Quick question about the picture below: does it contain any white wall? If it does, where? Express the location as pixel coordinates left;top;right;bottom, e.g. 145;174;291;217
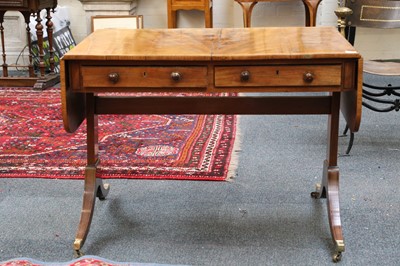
59;0;87;42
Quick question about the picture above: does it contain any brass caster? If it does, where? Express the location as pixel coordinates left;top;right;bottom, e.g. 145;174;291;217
73;249;84;258
73;238;84;258
311;183;321;198
332;252;342;263
310;191;320;199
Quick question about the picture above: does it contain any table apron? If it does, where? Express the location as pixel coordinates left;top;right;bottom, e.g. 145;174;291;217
94;95;333;115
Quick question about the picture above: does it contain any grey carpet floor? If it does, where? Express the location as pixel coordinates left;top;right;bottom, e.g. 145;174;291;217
1;74;399;265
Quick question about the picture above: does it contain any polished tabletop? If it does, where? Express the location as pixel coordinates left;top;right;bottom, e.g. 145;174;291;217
63;27;358;61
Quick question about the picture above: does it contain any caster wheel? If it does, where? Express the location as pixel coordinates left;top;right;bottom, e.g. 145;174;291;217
332;252;342;262
310;191;320;199
311;183;321;199
74;249;84;258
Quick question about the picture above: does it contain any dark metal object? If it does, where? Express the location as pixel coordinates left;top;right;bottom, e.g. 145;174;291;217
337;0;400;154
108;72;119;84
240;70;250;82
170;71;181;81
303;72;314;83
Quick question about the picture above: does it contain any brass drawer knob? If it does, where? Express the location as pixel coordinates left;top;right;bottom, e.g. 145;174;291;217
108;72;119;84
171;72;181;82
303;72;314;83
240;70;250;82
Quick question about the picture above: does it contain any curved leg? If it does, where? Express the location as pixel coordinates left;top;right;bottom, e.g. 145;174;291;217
311;92;345;262
236;2;258;28
73;93;110;257
311;161;345;262
73;162;110;257
341;125;349;136
339;125;354;155
301;0;322;26
345;131;354;155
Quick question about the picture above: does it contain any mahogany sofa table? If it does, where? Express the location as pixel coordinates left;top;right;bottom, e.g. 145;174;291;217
235;0;322;27
61;27;362;262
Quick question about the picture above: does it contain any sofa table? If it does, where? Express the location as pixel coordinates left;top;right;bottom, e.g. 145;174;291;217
235;0;322;27
61;27;362;262
0;0;60;89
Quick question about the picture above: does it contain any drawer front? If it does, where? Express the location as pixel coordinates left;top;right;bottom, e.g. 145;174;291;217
81;66;208;88
214;65;342;87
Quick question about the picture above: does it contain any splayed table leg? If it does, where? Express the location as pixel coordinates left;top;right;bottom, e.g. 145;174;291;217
311;92;345;262
73;93;110;257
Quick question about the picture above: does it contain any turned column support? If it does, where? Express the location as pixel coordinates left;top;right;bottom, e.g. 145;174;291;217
334;0;353;37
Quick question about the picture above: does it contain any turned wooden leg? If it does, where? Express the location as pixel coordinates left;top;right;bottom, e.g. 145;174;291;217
33;8;60;90
20;12;35;77
73;94;110;257
45;7;55;74
34;10;46;78
311;92;344;262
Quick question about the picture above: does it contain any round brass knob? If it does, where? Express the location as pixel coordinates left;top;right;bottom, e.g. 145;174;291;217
303;72;314;83
171;72;181;82
108;72;119;84
240;70;250;82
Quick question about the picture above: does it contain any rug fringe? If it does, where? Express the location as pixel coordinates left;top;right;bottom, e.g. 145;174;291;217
226;115;242;181
0;255;179;266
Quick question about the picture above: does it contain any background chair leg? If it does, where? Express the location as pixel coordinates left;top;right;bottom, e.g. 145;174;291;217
340;125;354;155
345;131;354;155
341;125;349;136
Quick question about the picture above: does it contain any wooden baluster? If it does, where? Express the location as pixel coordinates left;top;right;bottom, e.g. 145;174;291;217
35;10;45;78
22;11;35;77
0;11;8;77
46;7;55;74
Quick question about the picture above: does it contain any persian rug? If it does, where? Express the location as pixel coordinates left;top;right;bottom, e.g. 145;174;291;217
0;255;177;266
0;88;238;181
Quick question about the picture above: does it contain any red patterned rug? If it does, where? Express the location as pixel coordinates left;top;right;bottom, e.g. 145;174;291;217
0;255;168;266
0;88;237;181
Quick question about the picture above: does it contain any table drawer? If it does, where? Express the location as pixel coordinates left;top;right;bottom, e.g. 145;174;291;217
214;65;342;87
81;66;208;88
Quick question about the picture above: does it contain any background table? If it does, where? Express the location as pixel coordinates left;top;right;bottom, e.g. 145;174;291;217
61;27;362;262
0;0;59;89
235;0;322;27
